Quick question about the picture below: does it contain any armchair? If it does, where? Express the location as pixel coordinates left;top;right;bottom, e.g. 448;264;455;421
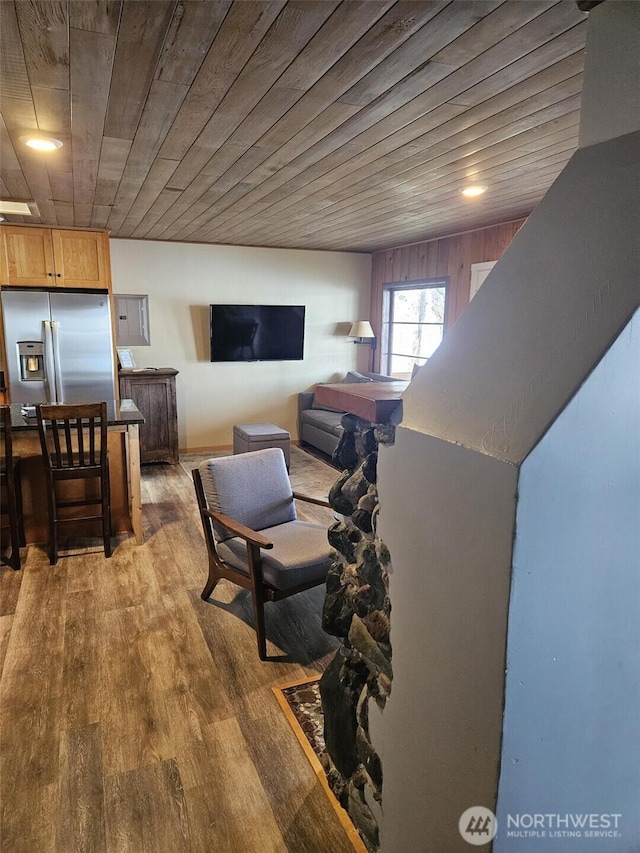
193;448;333;660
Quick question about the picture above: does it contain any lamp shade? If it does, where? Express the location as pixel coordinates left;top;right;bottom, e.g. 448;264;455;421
348;321;375;339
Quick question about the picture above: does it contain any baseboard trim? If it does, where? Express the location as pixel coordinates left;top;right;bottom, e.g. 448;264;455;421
181;440;302;454
180;444;231;454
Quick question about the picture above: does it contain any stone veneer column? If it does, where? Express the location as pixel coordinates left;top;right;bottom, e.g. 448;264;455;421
319;408;400;852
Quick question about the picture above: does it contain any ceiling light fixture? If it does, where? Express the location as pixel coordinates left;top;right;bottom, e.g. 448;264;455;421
461;184;488;198
20;134;63;151
0;200;37;216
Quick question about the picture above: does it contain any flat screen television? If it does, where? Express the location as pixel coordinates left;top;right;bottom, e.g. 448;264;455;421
210;304;305;362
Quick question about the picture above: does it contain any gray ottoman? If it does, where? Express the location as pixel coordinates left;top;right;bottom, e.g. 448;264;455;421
232;422;291;469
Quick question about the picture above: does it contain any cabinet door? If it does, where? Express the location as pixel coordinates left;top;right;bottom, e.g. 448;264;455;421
0;226;56;286
51;230;111;289
119;374;178;464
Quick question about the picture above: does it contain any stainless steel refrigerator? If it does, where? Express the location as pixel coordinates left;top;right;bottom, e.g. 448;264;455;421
1;288;116;404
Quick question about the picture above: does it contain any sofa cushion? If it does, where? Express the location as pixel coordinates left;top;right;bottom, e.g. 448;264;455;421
365;371;397;382
342;370;373;383
300;408;344;436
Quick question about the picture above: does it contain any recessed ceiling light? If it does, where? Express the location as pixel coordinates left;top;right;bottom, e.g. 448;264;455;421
0;200;36;215
461;184;488;197
20;134;63;151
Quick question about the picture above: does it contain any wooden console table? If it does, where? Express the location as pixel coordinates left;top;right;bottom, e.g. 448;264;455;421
314;380;408;423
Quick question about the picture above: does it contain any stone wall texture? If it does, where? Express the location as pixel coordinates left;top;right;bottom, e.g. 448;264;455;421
320;409;400;851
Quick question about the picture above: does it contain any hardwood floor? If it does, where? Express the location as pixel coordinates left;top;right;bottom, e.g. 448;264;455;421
0;459;352;852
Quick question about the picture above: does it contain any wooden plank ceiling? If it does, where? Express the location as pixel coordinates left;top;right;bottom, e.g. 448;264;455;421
0;0;588;252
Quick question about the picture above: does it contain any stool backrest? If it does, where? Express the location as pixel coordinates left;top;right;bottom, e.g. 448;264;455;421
36;402;108;472
1;404;25;570
1;405;12;469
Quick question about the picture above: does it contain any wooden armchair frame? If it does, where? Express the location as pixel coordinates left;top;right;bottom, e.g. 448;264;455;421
193;467;330;660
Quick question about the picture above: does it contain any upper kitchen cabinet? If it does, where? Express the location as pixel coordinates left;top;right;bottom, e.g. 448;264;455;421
0;227;54;286
0;226;111;289
51;230;111;289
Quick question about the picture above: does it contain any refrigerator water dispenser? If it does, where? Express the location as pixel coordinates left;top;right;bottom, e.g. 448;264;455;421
18;341;45;381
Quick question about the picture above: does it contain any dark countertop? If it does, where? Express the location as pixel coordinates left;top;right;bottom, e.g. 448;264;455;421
118;367;179;376
8;399;145;431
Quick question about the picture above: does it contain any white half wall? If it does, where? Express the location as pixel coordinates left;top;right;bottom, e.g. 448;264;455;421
373;428;518;851
578;0;640;147
109;239;371;449
495;310;640;852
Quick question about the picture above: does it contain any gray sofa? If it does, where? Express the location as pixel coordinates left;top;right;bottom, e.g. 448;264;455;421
298;370;397;459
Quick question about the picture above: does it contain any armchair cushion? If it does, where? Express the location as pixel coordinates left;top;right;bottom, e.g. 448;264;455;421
217;520;333;590
199;448;296;542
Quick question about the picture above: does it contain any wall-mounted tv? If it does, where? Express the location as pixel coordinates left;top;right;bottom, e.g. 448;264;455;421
210;304;305;362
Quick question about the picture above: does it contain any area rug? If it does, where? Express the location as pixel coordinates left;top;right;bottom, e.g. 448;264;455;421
273;677;368;853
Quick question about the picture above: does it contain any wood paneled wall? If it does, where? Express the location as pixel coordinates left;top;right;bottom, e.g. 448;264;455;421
369;218;527;370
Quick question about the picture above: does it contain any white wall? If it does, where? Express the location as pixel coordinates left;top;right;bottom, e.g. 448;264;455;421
495;310;640;852
109;239;371;449
579;0;640;147
494;313;640;853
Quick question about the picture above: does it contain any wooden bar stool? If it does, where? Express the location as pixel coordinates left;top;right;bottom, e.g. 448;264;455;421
36;402;112;565
1;405;25;571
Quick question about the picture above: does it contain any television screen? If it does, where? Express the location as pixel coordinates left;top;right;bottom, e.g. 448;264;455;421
210;304;305;362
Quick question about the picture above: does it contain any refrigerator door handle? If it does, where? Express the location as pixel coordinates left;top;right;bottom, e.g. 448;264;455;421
43;321;57;403
51;321;63;403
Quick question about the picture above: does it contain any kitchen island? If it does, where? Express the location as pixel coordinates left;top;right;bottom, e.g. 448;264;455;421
8;399;144;547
